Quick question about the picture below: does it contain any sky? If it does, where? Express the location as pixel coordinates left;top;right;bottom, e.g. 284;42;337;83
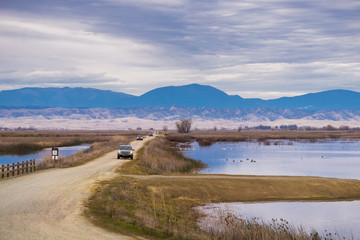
0;0;359;99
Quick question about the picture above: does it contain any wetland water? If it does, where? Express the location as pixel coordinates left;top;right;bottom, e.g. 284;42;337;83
182;139;360;238
182;139;360;179
0;144;91;165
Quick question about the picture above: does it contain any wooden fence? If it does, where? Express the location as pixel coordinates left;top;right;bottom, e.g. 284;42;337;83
1;159;36;179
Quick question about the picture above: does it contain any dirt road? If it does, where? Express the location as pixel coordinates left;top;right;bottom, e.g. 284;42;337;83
0;137;152;240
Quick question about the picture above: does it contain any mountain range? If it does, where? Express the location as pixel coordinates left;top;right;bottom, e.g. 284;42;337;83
1;84;360;111
1;84;360;129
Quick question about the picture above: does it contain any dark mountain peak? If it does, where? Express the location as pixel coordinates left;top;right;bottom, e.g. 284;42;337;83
266;89;360;110
142;83;229;96
137;84;243;108
274;89;357;100
306;89;359;97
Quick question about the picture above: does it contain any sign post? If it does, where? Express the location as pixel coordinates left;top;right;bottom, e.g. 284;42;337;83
52;147;59;167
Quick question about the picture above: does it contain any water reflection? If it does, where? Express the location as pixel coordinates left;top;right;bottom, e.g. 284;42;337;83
0;144;92;165
182;140;360;179
199;201;360;239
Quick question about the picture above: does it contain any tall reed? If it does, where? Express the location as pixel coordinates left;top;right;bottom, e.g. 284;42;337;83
199;209;316;240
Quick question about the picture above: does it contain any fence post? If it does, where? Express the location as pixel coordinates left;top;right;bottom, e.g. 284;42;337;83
33;159;36;172
11;163;15;176
1;165;4;179
16;162;20;175
6;164;10;178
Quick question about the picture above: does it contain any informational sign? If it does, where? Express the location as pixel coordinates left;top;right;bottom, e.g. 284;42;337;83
52;149;58;156
52;147;59;160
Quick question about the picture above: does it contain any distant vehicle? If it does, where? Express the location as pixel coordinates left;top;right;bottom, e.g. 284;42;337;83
117;145;134;159
137;135;143;140
149;132;153;136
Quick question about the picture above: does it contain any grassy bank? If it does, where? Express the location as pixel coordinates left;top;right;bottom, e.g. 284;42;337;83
85;176;204;239
119;137;205;175
0;143;44;155
86;135;360;239
128;176;360;202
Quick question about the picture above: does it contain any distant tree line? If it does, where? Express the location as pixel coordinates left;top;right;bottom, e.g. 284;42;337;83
232;124;359;131
0;126;37;131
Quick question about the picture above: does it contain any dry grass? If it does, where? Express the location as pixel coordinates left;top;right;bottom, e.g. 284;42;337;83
0;143;44;155
119;136;205;175
137;176;360;203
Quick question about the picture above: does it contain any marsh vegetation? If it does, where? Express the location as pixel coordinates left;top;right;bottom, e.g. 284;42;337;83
167;130;360;147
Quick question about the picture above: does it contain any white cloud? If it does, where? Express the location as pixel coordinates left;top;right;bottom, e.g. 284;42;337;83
0;11;188;94
101;0;187;11
0;0;359;98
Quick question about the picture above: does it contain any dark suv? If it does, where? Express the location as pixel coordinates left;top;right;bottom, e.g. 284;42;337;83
117;145;134;159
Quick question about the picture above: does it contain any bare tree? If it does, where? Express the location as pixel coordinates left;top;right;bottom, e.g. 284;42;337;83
325;125;336;131
163;125;168;132
175;119;192;133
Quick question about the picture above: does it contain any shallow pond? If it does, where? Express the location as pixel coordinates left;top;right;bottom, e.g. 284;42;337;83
198;201;360;239
0;144;92;165
182;139;360;179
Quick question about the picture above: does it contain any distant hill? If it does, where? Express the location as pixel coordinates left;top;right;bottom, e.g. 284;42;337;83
263;90;360;110
0;87;135;108
0;84;360;110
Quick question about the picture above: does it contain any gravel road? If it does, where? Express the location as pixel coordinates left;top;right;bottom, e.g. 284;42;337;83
0;137;151;240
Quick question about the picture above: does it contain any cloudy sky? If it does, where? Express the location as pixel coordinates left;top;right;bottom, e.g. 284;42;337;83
0;0;359;99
